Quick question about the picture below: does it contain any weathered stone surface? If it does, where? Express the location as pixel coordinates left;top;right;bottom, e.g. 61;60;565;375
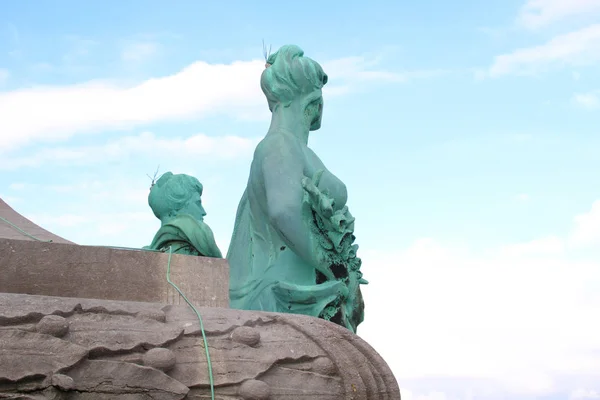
137;309;167;322
36;315;69;337
65;312;183;355
165;305;277;336
0;238;229;308
167;319;326;388
0;394;49;400
0;330;88;382
0;294;81;325
239;379;270;400
66;360;189;400
51;374;75;390
231;326;261;347
260;362;342;399
283;316;400;400
312;356;336;375
0;292;400;399
142;347;177;371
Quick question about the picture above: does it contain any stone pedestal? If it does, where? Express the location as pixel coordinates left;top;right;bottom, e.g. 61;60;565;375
0;292;400;399
0;238;229;308
0;197;400;399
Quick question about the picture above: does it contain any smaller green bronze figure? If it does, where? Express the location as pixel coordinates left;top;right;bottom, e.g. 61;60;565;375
144;172;222;258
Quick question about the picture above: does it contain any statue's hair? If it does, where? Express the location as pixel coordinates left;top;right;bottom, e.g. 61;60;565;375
148;172;203;220
261;45;328;110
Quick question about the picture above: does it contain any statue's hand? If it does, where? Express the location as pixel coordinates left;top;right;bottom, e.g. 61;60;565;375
302;173;334;220
301;176;319;201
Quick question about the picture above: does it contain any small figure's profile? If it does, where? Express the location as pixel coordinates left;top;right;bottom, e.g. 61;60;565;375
144;172;222;258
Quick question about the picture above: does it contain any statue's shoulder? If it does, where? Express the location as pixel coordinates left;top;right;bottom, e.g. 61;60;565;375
254;133;304;160
255;134;285;151
251;134;307;183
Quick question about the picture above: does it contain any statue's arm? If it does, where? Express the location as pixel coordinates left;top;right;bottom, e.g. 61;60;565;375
260;142;335;281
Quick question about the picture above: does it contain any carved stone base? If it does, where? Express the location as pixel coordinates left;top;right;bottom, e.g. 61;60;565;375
0;292;400;399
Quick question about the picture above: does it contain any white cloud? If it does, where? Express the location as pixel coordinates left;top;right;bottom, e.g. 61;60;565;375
489;24;600;77
323;57;446;83
359;239;600;397
569;200;600;248
0;53;417;153
0;60;265;152
518;0;600;29
323;56;447;96
121;41;159;62
358;199;600;397
571;389;600;399
499;200;600;253
500;235;564;256
573;91;600;109
0;131;259;170
401;389;452;400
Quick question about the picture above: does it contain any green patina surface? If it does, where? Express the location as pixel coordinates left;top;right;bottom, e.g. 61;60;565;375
144;172;222;258
227;45;366;332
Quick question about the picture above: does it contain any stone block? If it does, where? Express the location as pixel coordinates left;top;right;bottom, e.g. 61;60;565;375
0;238;229;308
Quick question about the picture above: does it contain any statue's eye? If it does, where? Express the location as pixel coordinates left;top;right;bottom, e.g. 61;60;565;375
322;74;328;85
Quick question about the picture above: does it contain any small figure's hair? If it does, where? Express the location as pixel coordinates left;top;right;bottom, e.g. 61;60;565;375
260;45;328;110
148;172;203;220
262;39;272;62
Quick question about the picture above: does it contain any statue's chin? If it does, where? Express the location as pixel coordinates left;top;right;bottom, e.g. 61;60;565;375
310;118;322;131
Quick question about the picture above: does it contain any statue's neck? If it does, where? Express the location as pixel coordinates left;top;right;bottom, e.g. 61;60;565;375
267;103;309;145
160;213;201;227
160;215;176;226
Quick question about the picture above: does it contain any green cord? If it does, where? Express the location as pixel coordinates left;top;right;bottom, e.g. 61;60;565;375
0;216;215;399
0;216;53;242
165;246;215;400
97;245;163;252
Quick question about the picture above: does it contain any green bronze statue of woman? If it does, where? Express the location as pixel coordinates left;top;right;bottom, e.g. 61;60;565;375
228;45;366;332
145;172;222;258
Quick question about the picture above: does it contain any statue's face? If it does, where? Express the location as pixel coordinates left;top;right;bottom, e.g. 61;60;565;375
179;192;207;222
309;96;324;131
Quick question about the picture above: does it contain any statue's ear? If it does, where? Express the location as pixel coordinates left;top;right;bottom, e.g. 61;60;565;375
167;210;178;219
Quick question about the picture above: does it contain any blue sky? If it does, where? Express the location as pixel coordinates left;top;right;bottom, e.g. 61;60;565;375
1;0;600;399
